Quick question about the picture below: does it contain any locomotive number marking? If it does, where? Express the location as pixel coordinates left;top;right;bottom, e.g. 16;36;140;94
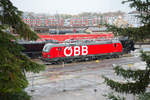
64;46;88;56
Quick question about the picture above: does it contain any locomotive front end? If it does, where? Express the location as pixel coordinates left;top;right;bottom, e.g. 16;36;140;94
42;43;52;61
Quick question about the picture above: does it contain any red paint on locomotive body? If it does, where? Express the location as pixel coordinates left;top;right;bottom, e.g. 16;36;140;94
42;39;123;62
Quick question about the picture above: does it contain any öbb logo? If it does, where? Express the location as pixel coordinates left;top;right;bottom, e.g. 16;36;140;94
64;46;88;56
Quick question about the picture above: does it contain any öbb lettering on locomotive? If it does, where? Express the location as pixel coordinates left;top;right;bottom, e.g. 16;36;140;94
64;46;88;56
42;39;123;63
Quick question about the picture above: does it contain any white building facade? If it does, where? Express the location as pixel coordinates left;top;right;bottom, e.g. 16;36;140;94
124;11;143;27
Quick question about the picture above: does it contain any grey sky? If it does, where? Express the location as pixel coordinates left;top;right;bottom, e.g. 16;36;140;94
10;0;134;14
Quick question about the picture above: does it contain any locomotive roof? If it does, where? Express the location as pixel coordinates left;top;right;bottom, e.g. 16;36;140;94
44;39;120;48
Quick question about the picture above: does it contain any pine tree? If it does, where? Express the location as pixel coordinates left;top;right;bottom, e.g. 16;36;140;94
0;0;45;100
103;0;150;99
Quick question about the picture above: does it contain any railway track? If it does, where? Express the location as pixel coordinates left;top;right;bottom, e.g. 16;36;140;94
28;56;141;84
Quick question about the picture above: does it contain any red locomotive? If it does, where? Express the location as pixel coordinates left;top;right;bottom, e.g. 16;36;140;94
42;39;123;63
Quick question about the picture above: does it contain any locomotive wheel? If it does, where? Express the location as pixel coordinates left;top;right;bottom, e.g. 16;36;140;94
85;57;90;61
51;61;62;65
115;55;119;58
67;59;74;63
50;62;56;65
113;54;119;58
88;56;93;61
66;60;73;63
73;58;80;62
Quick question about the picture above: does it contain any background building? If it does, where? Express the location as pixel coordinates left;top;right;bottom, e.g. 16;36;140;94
124;11;143;27
22;11;142;33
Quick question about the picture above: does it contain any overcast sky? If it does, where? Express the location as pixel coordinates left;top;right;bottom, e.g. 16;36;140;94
10;0;134;14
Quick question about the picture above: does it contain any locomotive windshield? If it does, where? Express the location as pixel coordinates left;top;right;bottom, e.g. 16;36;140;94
43;45;50;52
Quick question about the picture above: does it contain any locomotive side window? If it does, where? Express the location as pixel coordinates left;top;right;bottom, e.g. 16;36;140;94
58;48;61;51
114;43;117;47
